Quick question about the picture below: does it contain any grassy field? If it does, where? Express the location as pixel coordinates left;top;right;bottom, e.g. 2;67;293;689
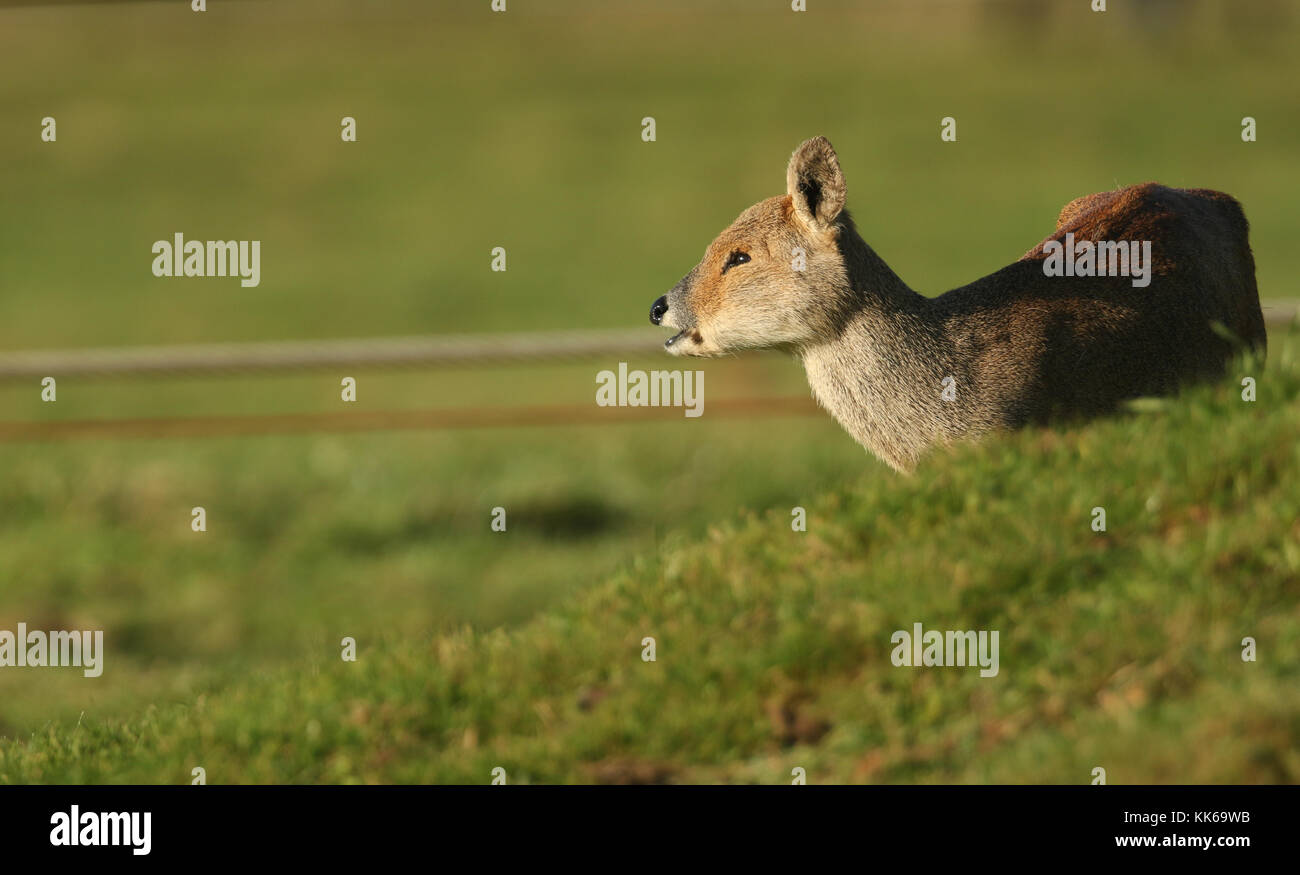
4;331;1297;783
1;0;1297;782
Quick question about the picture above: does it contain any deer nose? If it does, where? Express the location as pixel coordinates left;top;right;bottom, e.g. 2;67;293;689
650;295;669;325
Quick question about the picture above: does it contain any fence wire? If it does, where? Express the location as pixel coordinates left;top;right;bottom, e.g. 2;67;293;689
0;398;822;443
0;328;663;381
1;307;1295;442
3;303;1295;382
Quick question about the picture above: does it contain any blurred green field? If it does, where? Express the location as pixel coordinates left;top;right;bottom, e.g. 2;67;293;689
1;0;1298;781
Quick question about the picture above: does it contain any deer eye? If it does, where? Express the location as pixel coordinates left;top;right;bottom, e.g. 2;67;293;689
722;250;751;274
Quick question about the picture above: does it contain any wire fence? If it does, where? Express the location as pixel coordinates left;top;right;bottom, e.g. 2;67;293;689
0;397;822;443
1261;299;1296;326
0;327;815;442
3;301;1295;382
0;328;663;381
2;303;1295;443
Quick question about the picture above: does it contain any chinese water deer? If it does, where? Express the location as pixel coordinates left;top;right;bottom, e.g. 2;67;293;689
650;136;1265;472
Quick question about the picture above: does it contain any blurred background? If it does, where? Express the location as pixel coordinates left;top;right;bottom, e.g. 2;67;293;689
0;0;1296;774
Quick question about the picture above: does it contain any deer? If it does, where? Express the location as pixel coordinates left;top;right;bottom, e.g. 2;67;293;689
649;136;1266;472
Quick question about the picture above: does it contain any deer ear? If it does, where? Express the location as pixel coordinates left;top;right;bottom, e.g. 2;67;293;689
786;136;846;231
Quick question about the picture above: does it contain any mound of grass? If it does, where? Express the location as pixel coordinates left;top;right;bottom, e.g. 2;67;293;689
5;331;1296;784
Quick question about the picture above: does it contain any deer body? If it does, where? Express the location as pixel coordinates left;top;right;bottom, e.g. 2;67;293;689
651;137;1265;471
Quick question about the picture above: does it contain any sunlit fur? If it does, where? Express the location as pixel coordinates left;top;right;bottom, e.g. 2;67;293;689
656;136;1266;472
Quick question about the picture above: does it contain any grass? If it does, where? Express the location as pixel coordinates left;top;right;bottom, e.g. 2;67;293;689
0;0;1297;782
3;330;1297;783
0;368;866;734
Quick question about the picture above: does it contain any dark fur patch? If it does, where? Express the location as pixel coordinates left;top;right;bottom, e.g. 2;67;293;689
798;178;822;218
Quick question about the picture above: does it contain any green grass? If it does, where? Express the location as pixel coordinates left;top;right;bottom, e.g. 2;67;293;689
0;365;865;734
1;0;1298;782
3;330;1298;783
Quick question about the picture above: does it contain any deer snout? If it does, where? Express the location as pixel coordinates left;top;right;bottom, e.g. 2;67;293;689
649;295;669;325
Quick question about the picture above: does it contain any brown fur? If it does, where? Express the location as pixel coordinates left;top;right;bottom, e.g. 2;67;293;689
654;136;1265;471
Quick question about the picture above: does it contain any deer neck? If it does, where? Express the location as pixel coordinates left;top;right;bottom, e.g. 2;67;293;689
797;226;950;471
